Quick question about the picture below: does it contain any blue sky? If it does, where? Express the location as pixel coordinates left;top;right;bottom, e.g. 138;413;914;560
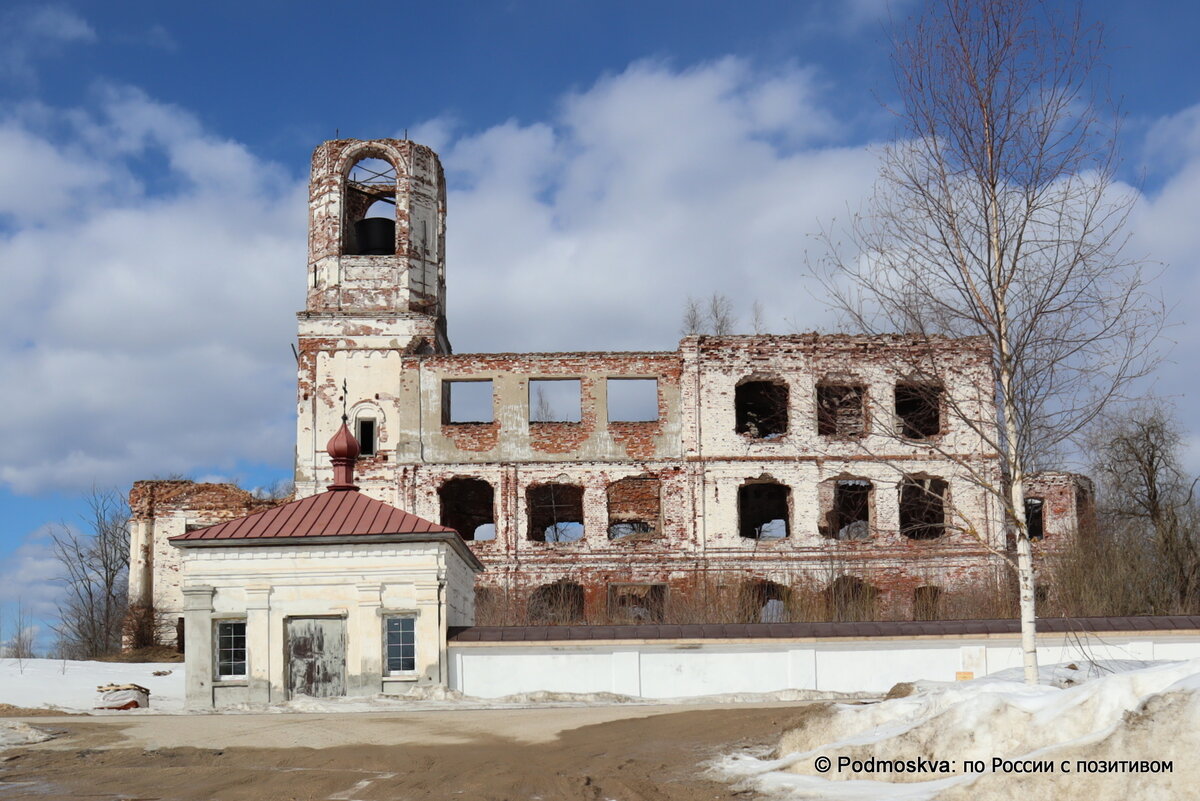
2;1;1199;650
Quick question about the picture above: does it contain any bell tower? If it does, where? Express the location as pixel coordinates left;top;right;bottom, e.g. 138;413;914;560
300;138;450;352
295;139;450;498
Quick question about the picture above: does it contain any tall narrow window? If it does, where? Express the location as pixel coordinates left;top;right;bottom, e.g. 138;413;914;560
1025;498;1045;541
215;620;246;680
899;477;948;540
384;616;416;673
356;418;377;456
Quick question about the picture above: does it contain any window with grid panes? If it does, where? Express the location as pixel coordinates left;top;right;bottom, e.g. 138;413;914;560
384;617;416;673
215;620;246;679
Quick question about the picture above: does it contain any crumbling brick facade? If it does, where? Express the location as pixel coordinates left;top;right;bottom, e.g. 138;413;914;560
129;139;1094;633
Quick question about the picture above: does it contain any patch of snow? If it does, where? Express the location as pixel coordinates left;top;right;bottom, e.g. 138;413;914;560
0;720;55;749
0;657;184;714
716;659;1200;800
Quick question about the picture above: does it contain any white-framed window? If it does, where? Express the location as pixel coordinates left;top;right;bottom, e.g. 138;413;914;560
384;616;416;674
215;620;247;680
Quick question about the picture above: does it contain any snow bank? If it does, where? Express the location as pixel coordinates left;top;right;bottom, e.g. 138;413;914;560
0;658;184;714
718;659;1200;800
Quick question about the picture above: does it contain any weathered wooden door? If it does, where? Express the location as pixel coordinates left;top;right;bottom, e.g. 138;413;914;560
285;617;346;699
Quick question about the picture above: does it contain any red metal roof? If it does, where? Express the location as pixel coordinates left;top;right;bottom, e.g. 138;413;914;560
170;489;457;542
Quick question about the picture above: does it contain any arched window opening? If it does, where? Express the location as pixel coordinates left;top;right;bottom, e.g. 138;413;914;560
528;581;585;624
738;481;790;539
608;583;667;622
743;580;790;622
344;156;397;256
826;576;878;622
439;478;496;541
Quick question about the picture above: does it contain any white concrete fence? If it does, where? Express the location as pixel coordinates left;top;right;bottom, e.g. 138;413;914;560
448;626;1200;698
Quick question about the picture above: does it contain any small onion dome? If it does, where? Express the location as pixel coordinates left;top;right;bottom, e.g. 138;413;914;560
326;422;360;491
327;422;360;460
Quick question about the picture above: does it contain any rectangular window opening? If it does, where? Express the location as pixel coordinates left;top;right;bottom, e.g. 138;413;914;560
895;383;942;439
820;480;872;540
738;482;790;539
384;616;416;674
529;379;582;423
527;483;585;542
443;380;494;424
817;385;866;437
1025;498;1045;541
900;477;947;540
607;378;659;422
215;620;247;680
356;418;377;455
607;476;662;539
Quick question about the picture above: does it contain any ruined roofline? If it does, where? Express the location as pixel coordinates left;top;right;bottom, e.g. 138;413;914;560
356;333;992;361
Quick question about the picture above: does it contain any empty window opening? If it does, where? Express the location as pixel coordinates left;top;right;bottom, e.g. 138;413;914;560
1025;498;1045;541
819;479;872;540
744;580;790;623
443;380;494;424
345;157;397;256
900;477;948;540
913;586;942;620
895;383;942;438
214;620;246;679
439;477;496;541
528;581;585;624
735;379;789;439
356;418;377;456
529;379;582;423
608;583;667;623
738;481;790;539
527;483;585;542
817;385;866;437
826;576;878;622
607;476;661;539
607;378;659;422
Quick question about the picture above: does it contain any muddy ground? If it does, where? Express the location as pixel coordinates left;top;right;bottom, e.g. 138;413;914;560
0;702;827;801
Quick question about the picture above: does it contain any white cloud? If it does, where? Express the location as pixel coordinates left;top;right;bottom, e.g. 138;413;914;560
0;5;96;83
0;524;63;621
438;58;877;355
0;86;305;493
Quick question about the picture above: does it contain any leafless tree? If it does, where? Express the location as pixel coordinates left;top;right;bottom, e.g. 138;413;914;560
1088;403;1199;609
531;386;556;423
52;488;131;658
4;598;35;667
680;292;741;336
681;296;706;336
818;0;1162;682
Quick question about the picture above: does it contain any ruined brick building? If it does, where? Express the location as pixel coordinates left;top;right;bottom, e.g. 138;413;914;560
127;138;1093;636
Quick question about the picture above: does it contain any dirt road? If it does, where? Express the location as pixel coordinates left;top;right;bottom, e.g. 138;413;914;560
0;702;825;801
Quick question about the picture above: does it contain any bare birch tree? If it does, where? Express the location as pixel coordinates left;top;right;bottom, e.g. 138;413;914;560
52;488;131;658
819;0;1162;683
